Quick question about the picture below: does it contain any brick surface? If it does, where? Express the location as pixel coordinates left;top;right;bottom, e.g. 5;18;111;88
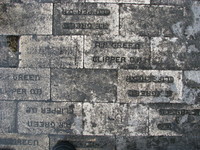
84;35;150;69
120;5;184;36
53;3;119;35
18;101;82;134
0;3;52;35
51;69;117;102
118;70;183;103
0;133;49;150
0;68;50;100
86;0;150;4
19;35;83;68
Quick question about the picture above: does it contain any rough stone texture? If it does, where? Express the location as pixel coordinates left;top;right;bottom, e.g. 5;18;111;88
0;133;49;150
18;101;82;134
50;135;115;150
51;69;117;102
116;136;200;150
0;101;16;133
19;36;83;68
86;0;150;4
0;3;52;35
0;36;19;68
0;68;50;100
151;37;187;70
183;71;200;104
120;5;184;37
117;104;148;136
149;103;200;136
118;70;183;103
84;35;150;69
83;103;126;135
53;3;119;35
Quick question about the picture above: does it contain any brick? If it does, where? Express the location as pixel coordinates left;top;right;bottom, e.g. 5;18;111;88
18;101;82;134
86;0;150;4
120;5;184;36
0;36;19;67
0;133;49;150
0;101;16;133
0;68;50;100
51;69;117;102
149;103;200;136
151;37;186;70
84;35;150;69
118;70;183;103
83;103;126;135
19;36;83;68
116;136;200;150
50;135;115;150
117;104;148;136
53;3;119;35
0;3;52;35
183;71;200;104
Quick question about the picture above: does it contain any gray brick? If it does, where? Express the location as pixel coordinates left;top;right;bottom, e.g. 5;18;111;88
0;68;50;100
51;69;117;102
0;3;52;35
86;0;150;4
183;71;200;104
53;3;119;35
19;35;83;68
151;37;186;70
84;35;150;69
120;5;184;36
0;101;16;133
149;103;200;136
50;135;115;150
0;133;49;150
118;70;183;103
18;101;82;134
0;36;19;67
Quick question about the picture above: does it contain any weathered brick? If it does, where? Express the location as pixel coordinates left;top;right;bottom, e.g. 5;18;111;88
51;69;117;102
50;135;115;150
0;3;52;35
183;71;200;104
53;3;119;35
86;0;150;4
118;70;183;103
84;35;150;69
19;35;83;68
18;101;82;134
149;103;200;136
0;133;49;150
0;68;50;100
0;36;19;67
120;5;184;36
0;101;16;133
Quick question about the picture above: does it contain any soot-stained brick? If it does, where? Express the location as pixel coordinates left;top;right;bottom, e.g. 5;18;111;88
0;36;19;68
183;71;200;104
51;69;117;102
120;5;184;37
